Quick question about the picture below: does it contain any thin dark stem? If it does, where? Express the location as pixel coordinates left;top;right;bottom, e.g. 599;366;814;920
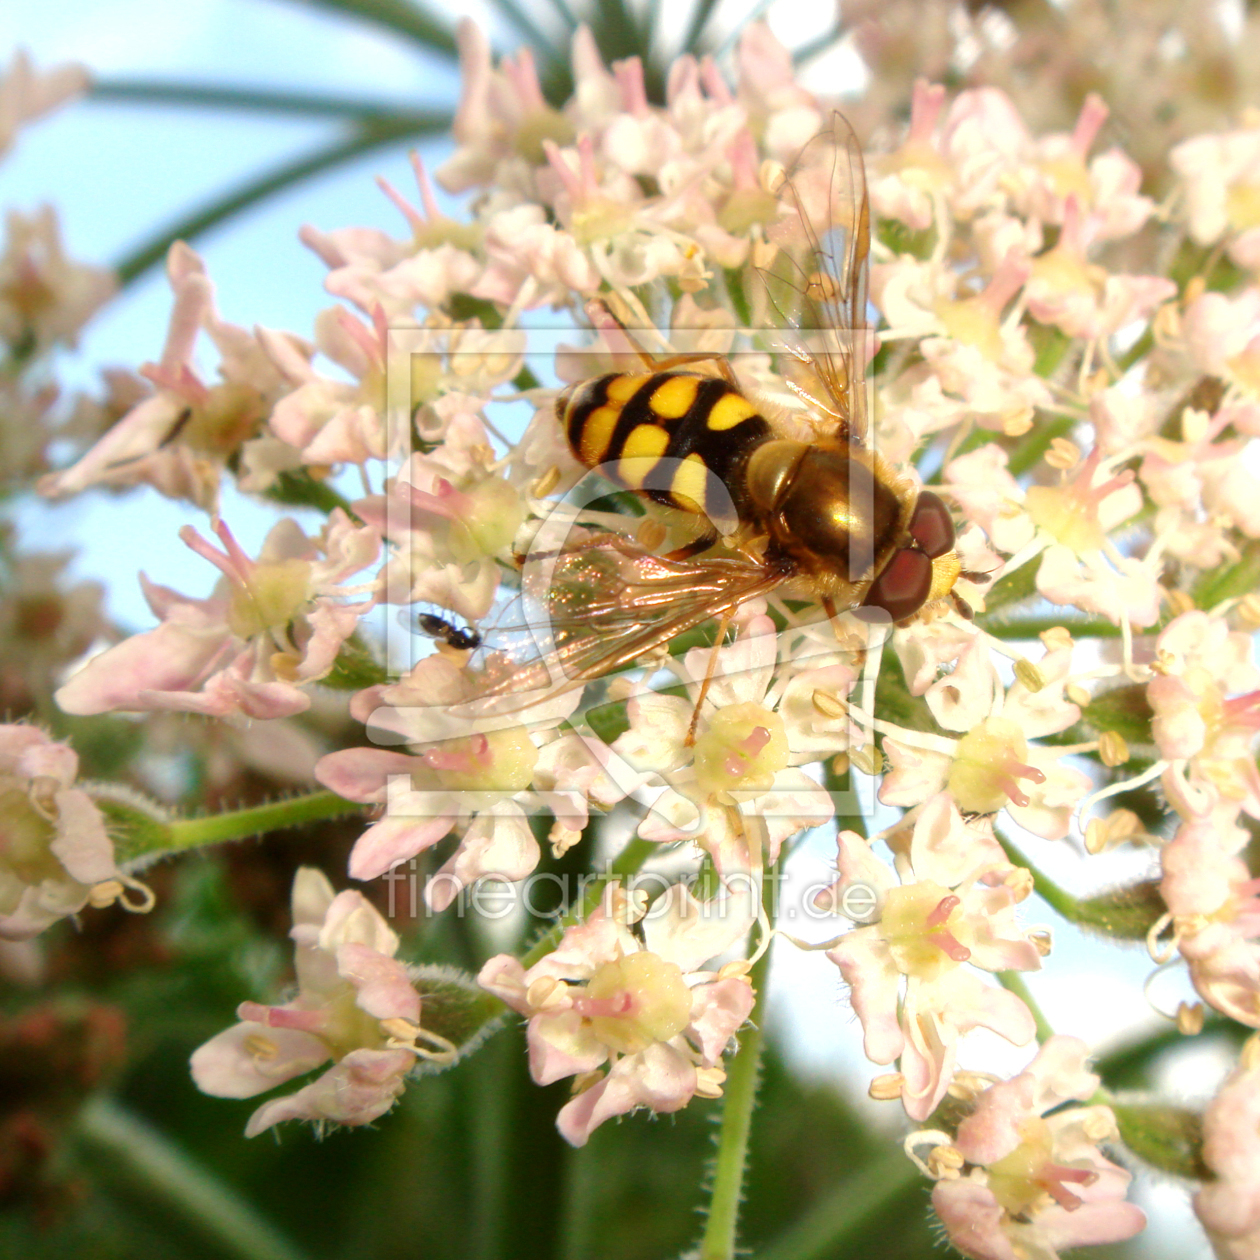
279;0;457;55
91;78;445;123
113;113;450;287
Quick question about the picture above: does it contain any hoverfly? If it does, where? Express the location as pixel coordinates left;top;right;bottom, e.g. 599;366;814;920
484;113;966;703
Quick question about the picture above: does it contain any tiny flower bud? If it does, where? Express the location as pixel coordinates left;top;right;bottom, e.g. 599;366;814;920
1004;867;1035;903
1166;588;1196;617
1236;593;1260;631
1012;658;1046;692
695;1065;727;1099
527;976;564;1010
1029;929;1054;957
830;753;850;775
1176;1002;1205;1035
1045;438;1081;470
1099;730;1131;767
869;1072;905;1101
850;744;883;775
717;959;754;981
1040;625;1074;652
549;823;582;859
812;687;847;718
928;1143;965;1179
1066;682;1092;707
530;465;561;498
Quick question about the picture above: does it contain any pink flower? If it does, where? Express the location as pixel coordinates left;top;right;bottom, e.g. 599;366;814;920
820;795;1040;1120
1196;1036;1260;1258
609;614;839;873
928;1037;1145;1259
478;881;756;1145
191;868;428;1135
0;724;126;940
0;206;114;355
55;511;379;720
1173;125;1260;269
1160;816;1260;1025
314;652;621;906
1147;611;1260;821
37;243;308;509
0;49;90;158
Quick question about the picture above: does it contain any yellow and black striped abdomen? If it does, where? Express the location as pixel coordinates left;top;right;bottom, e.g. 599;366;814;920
559;371;772;519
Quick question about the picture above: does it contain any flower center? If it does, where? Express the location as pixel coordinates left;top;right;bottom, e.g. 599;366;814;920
227;558;313;640
986;1116;1099;1216
577;952;692;1055
880;881;972;979
0;784;63;899
420;728;539;793
1024;449;1134;554
947;717;1047;815
693;703;789;797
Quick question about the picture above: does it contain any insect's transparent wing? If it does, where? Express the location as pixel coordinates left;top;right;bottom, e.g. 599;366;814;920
755;112;872;446
474;537;786;704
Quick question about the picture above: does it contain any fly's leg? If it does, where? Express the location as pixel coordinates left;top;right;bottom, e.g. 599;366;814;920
684;609;735;747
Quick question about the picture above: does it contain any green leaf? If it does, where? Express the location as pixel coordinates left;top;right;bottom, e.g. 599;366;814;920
1026;322;1072;378
95;794;175;867
410;964;505;1054
1083;682;1154;745
263;469;354;515
981;555;1039;613
322;633;389;690
1111;1101;1210;1180
1195;539;1260;609
1072;879;1168;941
1006;411;1077;476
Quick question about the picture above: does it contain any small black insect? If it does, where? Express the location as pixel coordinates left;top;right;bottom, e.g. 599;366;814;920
415;613;482;652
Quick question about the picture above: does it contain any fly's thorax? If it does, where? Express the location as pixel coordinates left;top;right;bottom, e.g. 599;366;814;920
745;442;902;584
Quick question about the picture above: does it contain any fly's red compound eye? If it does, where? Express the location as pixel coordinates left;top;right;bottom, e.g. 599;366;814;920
856;548;933;623
908;490;955;559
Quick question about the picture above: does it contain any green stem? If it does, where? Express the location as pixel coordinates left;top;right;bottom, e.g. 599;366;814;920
520;836;655;967
92;78;442;122
994;829;1080;924
698;863;777;1260
162;790;364;853
753;1150;920;1260
75;1097;314;1260
998;971;1055;1044
282;0;457;54
981;615;1121;640
114;113;450;287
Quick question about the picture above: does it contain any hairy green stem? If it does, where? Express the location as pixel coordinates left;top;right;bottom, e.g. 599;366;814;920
994;829;1080;924
998;970;1055;1044
698;863;777;1260
158;791;364;855
76;1097;314;1260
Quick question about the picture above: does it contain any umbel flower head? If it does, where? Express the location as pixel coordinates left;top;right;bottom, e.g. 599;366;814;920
0;723;133;940
191;868;434;1135
479;881;756;1145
